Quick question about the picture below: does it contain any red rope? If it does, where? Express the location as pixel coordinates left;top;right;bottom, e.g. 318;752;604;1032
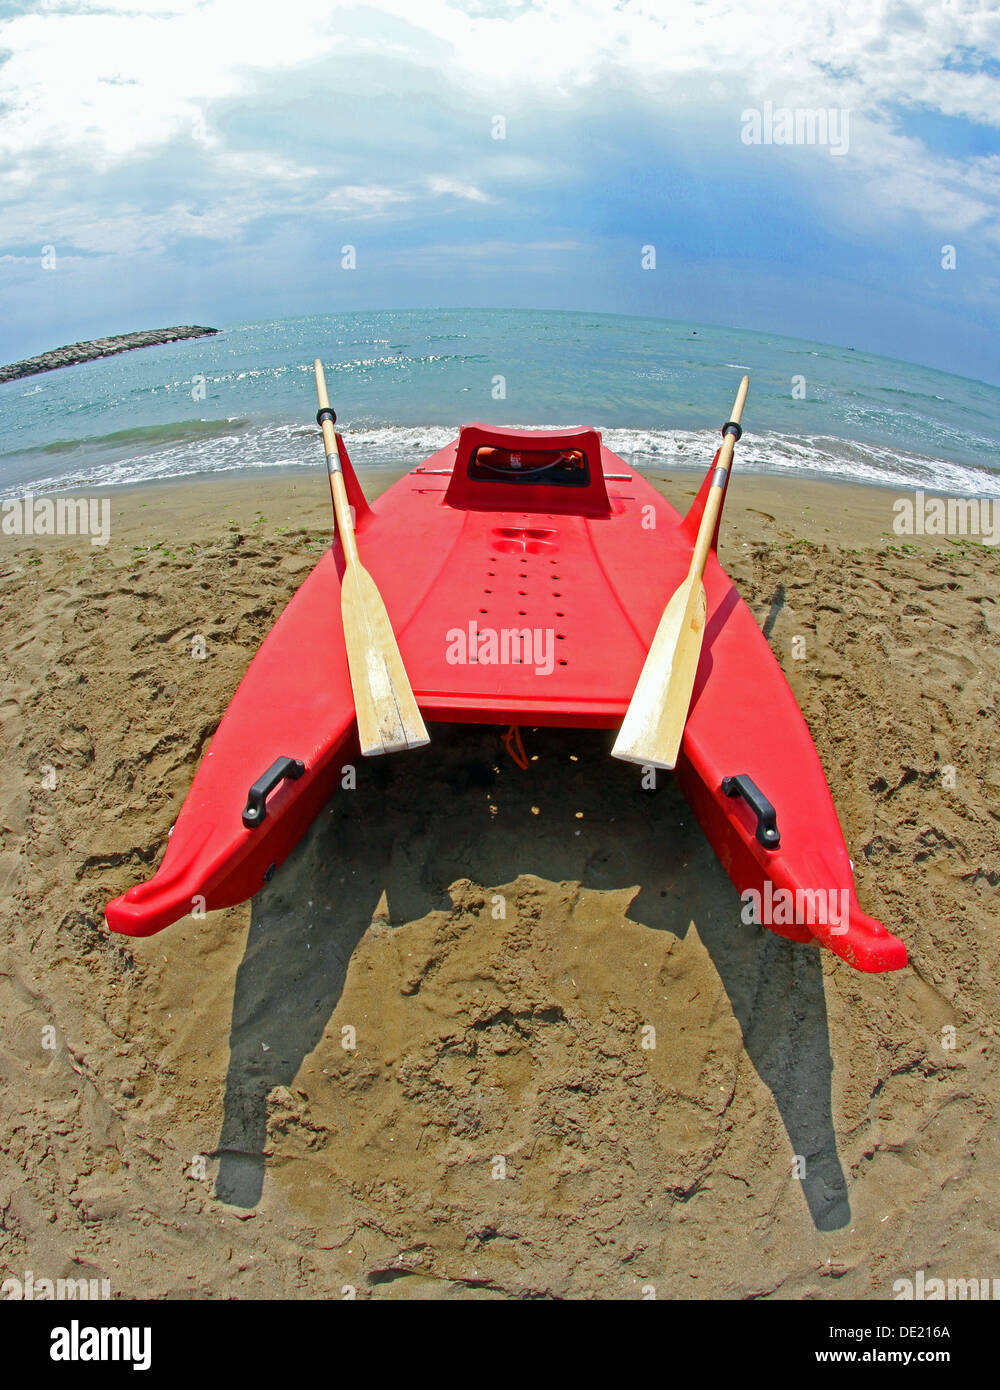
502;725;529;770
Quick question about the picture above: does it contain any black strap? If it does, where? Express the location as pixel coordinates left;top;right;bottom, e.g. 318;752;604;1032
721;420;742;441
316;406;337;426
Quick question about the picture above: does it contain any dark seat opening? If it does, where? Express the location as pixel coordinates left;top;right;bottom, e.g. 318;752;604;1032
469;445;590;487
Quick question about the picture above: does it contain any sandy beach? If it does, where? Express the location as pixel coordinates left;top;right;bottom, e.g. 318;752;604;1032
1;462;998;1300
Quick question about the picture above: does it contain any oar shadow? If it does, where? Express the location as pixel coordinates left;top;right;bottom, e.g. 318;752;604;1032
215;724;849;1230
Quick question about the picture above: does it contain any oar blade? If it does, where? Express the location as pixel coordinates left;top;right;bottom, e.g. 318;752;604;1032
612;575;707;770
340;564;429;756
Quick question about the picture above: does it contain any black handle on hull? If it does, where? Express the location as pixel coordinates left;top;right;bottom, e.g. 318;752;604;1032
243;756;305;828
721;774;781;849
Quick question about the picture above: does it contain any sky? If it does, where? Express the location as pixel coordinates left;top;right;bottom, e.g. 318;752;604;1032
1;0;999;382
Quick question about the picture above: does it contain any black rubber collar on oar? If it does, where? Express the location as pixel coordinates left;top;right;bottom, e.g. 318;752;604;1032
721;420;742;440
317;406;337;426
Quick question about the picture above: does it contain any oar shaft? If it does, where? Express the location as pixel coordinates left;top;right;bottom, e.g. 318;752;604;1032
613;374;751;770
314;359;360;567
688;375;749;578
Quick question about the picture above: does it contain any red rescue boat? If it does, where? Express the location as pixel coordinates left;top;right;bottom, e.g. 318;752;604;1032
105;418;907;973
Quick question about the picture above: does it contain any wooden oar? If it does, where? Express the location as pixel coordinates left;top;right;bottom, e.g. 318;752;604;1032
314;360;429;756
612;376;750;770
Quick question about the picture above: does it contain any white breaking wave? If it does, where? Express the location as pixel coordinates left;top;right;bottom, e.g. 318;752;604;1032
13;420;1000;500
601;428;1000;497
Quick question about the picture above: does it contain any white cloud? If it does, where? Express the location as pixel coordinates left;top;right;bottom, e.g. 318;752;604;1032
319;184;413;215
214;152;319;183
0;1;997;253
426;175;489;202
2;2;998;162
402;238;581;260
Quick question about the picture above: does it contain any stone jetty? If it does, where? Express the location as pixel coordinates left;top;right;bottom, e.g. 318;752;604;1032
0;325;219;383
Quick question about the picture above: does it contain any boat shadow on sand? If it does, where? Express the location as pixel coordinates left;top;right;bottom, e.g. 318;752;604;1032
215;724;850;1232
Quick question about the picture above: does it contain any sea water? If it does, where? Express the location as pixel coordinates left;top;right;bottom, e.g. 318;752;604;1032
1;308;998;498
